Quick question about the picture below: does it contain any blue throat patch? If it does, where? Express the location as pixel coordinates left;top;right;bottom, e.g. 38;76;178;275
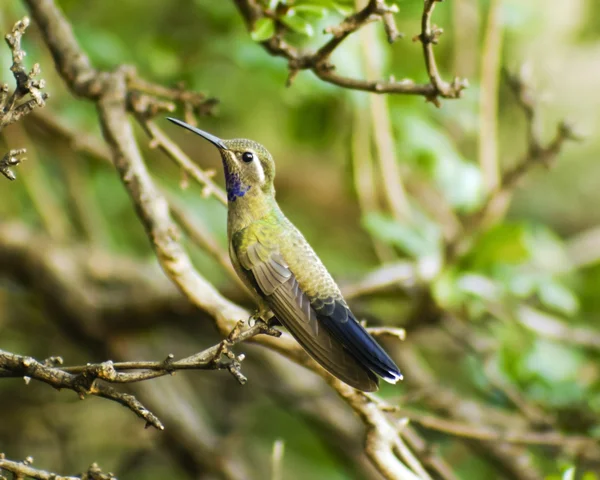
223;160;251;202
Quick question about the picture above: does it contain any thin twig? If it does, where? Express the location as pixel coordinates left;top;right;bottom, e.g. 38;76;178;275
342;261;419;299
350;100;396;262
127;74;218;117
453;67;581;256
357;1;411;221
0;148;26;180
270;439;285;480
0;16;48;180
0;17;48;129
135;116;227;205
516;306;600;351
399;409;598;451
0;454;115;480
0;222;248;480
477;0;503;191
4;122;73;241
401;426;460;480
415;0;468;106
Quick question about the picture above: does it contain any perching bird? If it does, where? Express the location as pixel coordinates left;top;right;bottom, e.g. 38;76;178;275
167;117;402;391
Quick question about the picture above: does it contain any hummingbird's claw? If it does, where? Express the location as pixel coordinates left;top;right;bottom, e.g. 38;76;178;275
248;308;275;327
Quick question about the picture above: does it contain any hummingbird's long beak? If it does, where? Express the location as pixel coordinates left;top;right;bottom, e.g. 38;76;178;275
166;117;228;150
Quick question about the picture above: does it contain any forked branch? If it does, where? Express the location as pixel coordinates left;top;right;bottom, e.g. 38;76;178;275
0;17;48;180
233;0;467;104
0;320;280;430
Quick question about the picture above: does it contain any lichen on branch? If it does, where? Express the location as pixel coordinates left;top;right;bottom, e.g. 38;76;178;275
0;17;49;180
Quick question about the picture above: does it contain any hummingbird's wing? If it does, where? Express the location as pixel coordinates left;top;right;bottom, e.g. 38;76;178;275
233;229;399;391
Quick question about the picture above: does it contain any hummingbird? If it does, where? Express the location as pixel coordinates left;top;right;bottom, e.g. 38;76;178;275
167;117;402;391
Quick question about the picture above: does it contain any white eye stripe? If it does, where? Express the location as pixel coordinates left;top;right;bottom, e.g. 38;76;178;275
239;150;265;183
253;158;265;183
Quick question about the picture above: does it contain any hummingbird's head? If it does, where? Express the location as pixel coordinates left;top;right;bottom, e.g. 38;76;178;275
167;117;275;202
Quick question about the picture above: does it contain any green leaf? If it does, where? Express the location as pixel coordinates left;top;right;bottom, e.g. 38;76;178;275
333;2;354;16
466;223;530;271
251;18;275;42
456;273;501;301
537;279;579;316
393;115;483;212
523;339;583;384
524;224;572;274
508;272;539;298
431;268;463;309
362;212;442;259
282;12;315;36
292;5;328;18
296;0;354;15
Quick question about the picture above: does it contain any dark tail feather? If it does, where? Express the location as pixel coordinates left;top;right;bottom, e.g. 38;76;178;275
319;302;403;384
269;293;380;391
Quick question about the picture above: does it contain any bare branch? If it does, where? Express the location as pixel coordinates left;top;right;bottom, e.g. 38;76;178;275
500;71;582;189
477;0;503;190
127;73;218;118
0;148;26;180
516;306;600;352
233;0;466;104
453;67;582;255
398;409;599;452
414;0;468;106
134;115;227;205
0;321;279;429
0;455;115;480
0;17;48;180
0;17;48;129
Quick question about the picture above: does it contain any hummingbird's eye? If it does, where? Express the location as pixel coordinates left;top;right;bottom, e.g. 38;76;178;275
242;152;254;163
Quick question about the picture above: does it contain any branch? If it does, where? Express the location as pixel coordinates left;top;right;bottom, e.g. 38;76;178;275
0;17;48;180
398;409;598;452
453;67;582;254
233;0;467;104
395;342;545;480
342;261;420;299
477;0;503;190
0;148;27;180
500;69;581;190
127;74;218;119
133;113;227;205
0;225;249;480
0;17;48;128
0;321;280;429
516;306;600;352
414;0;468;106
26;110;243;291
0;455;115;480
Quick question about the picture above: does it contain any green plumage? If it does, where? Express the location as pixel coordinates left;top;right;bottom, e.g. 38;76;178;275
167;117;402;391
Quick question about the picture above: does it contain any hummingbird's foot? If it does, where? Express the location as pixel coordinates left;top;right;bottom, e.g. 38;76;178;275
248;308;274;327
247;309;281;337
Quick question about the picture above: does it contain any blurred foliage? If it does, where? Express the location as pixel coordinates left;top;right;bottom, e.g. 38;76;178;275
1;0;600;479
